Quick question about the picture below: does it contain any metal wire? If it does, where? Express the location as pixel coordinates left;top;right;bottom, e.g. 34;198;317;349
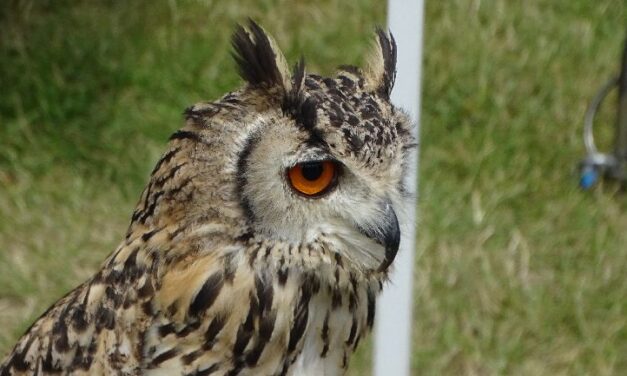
583;76;619;154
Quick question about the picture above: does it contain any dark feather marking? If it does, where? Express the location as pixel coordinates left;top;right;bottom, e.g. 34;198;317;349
288;276;316;352
349;272;358;291
184;105;219;124
104;269;123;285
223;253;236;283
159;323;176;337
123;246;140;272
255;275;274;313
348;291;357;312
282;57;305;116
247;243;261;267
204;314;227;350
105;285;123;309
227;362;244;376
142;301;154;315
331;288;342;309
347;115;360;126
334;253;344;267
52;319;70;353
189;273;224;317
151;147;181;175
235;231;253;243
169;226;186;240
71;304;88;332
322;77;336;88
303;273;321;295
95;307;115;331
285;97;322;145
177;321;202;337
131;209;141;222
169;130;203;143
233;308;255;357
222;92;240;102
235;131;259;224
345;316;358;346
338;74;356;90
304;120;327;147
277;267;288;286
320;311;330;358
138;191;164;223
231;19;283;88
71;346;92;371
258;311;277;341
366;288;376;329
4;339;31;372
181;349;203;365
243;301;256;332
141;229;159;242
167;176;194;197
151;348;178;366
154;163;186;188
140;181;154;215
279;362;291;376
282;57;320;135
138;278;154;298
86;337;97;354
109;347;128;369
245;311;277;366
345;129;364;151
42;345;61;373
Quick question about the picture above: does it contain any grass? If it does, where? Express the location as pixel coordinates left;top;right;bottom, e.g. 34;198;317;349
0;0;626;374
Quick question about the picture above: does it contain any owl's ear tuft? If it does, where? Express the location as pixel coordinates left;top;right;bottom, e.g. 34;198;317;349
365;28;397;99
231;19;291;91
282;57;317;130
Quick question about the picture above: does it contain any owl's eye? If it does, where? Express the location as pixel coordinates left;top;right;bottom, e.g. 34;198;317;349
287;160;338;197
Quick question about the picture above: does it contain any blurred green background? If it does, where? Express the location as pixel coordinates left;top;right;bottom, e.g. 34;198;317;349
1;0;626;374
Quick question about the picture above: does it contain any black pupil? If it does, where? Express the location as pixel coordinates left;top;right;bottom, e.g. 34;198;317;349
301;162;324;181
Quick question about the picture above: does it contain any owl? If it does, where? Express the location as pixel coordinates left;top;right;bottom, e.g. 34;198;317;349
0;20;413;376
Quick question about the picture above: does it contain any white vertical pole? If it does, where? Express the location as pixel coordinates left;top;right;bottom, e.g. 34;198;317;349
374;1;424;375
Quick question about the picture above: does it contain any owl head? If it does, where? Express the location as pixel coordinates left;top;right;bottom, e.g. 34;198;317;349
134;20;414;279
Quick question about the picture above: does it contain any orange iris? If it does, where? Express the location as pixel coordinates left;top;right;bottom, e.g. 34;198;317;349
287;161;337;197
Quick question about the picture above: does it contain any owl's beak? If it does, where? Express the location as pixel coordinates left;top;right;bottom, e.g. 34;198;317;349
358;201;401;272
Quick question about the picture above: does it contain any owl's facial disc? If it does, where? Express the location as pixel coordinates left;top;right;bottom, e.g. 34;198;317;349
236;121;403;273
286;158;401;271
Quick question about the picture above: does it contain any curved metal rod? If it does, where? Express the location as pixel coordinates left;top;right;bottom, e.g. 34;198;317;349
584;76;619;154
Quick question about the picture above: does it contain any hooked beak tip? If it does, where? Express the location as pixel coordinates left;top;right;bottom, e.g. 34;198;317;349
358;201;401;273
376;203;400;272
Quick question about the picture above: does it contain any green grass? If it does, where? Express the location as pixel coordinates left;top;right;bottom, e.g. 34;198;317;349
0;0;626;374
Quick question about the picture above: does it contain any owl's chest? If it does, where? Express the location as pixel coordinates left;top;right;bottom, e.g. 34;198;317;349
287;293;366;376
143;276;373;376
